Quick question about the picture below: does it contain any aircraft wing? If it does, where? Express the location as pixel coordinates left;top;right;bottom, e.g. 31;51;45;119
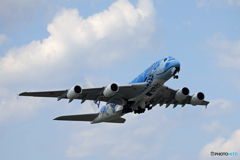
19;82;148;105
150;85;210;108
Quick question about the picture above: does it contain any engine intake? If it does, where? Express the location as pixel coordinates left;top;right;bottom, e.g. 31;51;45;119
103;83;119;97
67;85;82;99
175;87;189;101
190;92;205;106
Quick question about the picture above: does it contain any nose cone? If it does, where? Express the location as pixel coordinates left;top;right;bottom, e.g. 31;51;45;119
171;60;180;68
173;60;180;74
164;59;180;72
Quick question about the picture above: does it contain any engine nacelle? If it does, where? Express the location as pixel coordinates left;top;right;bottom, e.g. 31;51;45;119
190;92;205;106
103;83;119;97
175;87;189;101
67;85;82;99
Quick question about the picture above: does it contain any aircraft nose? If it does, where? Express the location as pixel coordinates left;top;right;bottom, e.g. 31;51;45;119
174;60;180;72
172;59;180;68
164;59;181;72
168;59;180;79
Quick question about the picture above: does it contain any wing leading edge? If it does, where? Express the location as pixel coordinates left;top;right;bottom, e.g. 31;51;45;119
19;82;148;105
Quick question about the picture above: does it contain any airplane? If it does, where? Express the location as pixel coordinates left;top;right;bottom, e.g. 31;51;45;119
19;56;209;124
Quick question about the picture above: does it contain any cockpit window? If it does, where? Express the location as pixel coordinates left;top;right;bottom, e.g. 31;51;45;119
164;58;167;62
168;58;175;62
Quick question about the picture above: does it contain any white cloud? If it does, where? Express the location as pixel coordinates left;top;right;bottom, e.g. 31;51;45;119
84;75;112;87
205;35;240;90
65;107;176;159
0;75;108;125
200;129;240;159
0;0;160;126
0;90;43;125
203;99;236;116
197;0;240;8
202;120;229;135
206;35;240;69
0;0;158;88
66;126;147;159
0;34;9;45
174;99;236;119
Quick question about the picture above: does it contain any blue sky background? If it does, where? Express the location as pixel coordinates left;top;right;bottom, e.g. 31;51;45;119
0;0;240;160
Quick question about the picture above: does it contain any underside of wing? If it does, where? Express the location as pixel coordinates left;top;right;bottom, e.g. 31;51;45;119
77;82;148;105
150;85;210;108
19;90;68;98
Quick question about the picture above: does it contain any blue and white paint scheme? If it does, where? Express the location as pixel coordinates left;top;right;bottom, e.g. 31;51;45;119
19;56;209;124
91;56;181;123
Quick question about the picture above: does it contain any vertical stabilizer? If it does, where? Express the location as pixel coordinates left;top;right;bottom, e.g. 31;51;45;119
83;82;100;113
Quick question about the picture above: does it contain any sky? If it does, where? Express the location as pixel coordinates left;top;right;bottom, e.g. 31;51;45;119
0;0;240;159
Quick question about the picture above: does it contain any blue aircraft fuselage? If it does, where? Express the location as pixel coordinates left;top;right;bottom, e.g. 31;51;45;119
92;56;180;123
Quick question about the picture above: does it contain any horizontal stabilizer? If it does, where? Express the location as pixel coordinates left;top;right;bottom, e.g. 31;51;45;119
105;118;126;123
54;113;99;121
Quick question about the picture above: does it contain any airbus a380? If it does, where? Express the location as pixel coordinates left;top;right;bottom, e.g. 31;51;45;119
19;56;209;124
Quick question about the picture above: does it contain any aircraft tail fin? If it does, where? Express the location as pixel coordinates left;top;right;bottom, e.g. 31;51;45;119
83;82;100;113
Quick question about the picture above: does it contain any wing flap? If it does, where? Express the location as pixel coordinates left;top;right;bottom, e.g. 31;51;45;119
54;113;99;121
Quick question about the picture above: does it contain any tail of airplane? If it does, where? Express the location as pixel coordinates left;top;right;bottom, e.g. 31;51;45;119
83;82;100;113
54;114;125;123
54;82;126;124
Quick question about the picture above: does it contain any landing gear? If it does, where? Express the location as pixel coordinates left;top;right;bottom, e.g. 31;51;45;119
172;67;180;79
124;102;154;114
122;103;133;113
173;75;178;79
145;104;153;110
134;107;146;114
123;107;132;113
147;106;152;110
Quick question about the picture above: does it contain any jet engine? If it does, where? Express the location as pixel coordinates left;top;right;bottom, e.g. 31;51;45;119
67;85;82;99
103;83;119;97
175;87;189;101
190;92;205;106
